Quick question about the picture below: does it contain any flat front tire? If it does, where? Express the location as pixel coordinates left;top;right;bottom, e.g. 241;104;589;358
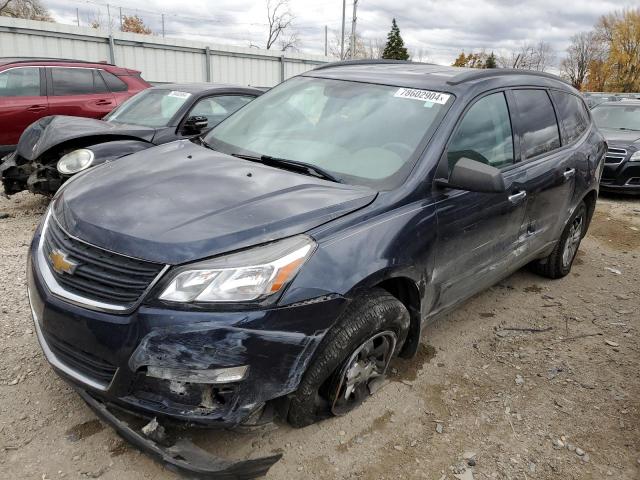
287;288;410;428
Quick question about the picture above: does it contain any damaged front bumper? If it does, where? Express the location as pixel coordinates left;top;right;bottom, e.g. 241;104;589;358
27;239;347;427
76;388;282;479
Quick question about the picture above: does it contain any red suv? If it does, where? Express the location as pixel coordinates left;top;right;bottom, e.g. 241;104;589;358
0;58;150;155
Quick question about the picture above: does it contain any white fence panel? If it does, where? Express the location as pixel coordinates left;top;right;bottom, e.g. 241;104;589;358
0;17;330;87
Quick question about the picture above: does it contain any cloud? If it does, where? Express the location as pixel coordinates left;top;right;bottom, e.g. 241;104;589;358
43;0;637;65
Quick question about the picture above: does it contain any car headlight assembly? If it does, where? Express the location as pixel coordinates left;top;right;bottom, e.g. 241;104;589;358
57;149;95;174
629;150;640;162
158;235;316;304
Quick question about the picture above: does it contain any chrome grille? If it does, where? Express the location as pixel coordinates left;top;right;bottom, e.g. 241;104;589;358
605;147;627;165
42;217;164;309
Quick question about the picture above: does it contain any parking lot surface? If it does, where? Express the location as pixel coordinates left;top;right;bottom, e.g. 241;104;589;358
0;192;638;480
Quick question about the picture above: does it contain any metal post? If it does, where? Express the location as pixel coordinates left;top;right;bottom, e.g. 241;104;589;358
280;55;285;83
106;4;112;35
340;0;346;60
161;14;165;38
324;25;328;56
350;0;358;59
204;47;211;82
108;35;116;64
76;8;80;27
119;7;122;31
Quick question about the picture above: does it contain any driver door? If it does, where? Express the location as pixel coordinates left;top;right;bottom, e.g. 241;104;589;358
431;91;529;314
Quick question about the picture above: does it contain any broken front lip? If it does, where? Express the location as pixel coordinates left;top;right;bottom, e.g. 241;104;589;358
76;388;282;480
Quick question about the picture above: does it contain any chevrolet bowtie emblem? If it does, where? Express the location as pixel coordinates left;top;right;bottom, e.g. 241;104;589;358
49;249;78;275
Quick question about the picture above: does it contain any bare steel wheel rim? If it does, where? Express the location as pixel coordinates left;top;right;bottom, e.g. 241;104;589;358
330;330;397;416
562;213;583;268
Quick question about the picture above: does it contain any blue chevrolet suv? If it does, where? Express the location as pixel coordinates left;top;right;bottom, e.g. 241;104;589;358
28;61;605;474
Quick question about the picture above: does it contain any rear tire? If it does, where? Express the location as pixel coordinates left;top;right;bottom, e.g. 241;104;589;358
530;202;587;279
287;288;409;428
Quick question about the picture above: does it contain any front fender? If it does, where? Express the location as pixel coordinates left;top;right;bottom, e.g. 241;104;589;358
84;140;153;167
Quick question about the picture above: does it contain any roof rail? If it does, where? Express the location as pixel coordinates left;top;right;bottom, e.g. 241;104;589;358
1;57;114;66
447;68;570;86
313;59;432;71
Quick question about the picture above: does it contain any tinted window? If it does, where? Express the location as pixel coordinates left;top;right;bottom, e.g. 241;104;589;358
447;92;514;170
551;91;590;143
51;68;96;95
93;70;109;94
513;89;560;159
0;68;41;97
190;95;255;127
100;70;128;92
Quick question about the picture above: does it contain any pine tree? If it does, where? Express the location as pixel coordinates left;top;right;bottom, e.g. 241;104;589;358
382;18;409;60
485;52;497;69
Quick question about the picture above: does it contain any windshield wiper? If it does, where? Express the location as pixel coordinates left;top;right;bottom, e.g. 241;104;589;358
231;153;342;183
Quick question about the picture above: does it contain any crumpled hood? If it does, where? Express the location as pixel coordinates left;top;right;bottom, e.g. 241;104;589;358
599;128;640;145
54;141;377;264
17;116;156;161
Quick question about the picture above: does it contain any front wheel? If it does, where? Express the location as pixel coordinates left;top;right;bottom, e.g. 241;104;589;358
287;288;409;428
530;202;587;279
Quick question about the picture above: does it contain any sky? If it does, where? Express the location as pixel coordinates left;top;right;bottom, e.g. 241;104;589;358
43;0;637;66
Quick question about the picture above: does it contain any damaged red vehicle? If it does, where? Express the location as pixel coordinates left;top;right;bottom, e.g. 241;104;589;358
28;61;606;478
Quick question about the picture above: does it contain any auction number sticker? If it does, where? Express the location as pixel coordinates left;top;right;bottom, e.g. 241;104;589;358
168;91;191;99
394;88;450;105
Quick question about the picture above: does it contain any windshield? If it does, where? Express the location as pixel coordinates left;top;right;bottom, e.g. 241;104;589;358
203;76;451;188
105;89;192;127
592;104;640;131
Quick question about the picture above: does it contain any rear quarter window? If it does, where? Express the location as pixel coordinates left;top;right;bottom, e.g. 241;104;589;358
513;89;561;159
100;70;128;92
551;91;590;144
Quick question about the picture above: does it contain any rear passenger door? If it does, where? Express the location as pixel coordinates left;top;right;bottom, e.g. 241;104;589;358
510;89;577;254
46;67;116;119
432;91;529;313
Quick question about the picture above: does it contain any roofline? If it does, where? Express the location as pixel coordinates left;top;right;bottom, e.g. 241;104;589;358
0;57;115;66
313;59;435;71
446;68;571;86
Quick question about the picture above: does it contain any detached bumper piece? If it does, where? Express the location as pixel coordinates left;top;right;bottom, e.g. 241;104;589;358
76;388;282;479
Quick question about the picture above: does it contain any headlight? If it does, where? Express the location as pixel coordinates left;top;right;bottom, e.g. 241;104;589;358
159;235;315;303
630;151;640;162
57;149;95;174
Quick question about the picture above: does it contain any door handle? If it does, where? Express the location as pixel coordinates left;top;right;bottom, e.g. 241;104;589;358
508;190;527;204
563;168;576;180
26;105;46;112
95;99;112;106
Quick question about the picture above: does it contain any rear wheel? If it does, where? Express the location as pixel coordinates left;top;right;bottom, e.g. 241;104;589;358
287;288;409;428
530;202;587;279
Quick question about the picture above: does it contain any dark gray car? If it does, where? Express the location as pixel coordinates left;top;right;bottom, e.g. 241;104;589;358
0;83;262;195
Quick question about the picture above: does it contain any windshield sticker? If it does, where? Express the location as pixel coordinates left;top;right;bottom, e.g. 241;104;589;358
394;88;450;105
168;91;191;99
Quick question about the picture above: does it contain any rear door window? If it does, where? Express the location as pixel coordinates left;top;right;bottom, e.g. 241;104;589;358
0;68;41;97
513;89;561;159
447;92;514;170
550;91;590;143
51;68;97;96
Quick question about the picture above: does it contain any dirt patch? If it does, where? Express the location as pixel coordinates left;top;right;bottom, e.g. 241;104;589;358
65;419;105;442
588;208;640;251
389;343;436;382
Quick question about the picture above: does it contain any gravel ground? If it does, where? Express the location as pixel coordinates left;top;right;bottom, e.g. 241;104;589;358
0;191;638;480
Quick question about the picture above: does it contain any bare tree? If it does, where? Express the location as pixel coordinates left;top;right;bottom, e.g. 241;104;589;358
499;41;555;71
0;0;52;21
328;30;384;59
410;47;429;63
279;30;299;52
560;32;602;90
265;0;294;50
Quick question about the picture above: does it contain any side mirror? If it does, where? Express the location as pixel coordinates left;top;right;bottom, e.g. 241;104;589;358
182;115;208;134
436;157;506;193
